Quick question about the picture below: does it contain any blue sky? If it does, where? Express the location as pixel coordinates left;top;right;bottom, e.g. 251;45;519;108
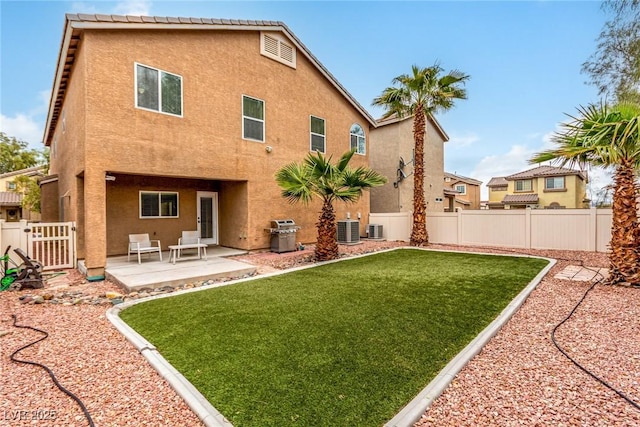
0;0;611;199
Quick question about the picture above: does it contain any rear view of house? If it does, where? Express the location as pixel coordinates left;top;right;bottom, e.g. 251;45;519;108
40;14;376;278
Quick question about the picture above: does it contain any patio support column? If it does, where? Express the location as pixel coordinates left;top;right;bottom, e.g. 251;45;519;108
83;169;107;279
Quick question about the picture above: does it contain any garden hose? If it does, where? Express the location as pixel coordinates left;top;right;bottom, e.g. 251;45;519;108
10;315;96;427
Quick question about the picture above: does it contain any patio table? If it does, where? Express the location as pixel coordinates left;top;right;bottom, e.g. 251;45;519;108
167;243;208;264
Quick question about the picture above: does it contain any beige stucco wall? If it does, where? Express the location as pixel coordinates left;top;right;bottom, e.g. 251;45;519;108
446;180;481;210
537;175;587;208
369;116;445;213
45;28;373;271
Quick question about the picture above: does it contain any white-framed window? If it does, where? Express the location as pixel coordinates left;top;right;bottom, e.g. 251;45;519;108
140;191;179;218
260;32;296;68
135;63;183;116
545;176;565;190
242;95;265;142
455;184;466;195
515;180;532;192
350;123;366;155
310;116;325;153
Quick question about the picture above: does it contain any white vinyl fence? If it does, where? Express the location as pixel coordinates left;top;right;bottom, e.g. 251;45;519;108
0;220;77;270
370;208;613;253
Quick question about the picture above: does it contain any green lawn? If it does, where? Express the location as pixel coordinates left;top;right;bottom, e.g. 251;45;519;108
120;249;548;427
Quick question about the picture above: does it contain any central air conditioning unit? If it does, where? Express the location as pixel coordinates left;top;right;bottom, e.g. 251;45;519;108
367;224;383;239
337;219;360;244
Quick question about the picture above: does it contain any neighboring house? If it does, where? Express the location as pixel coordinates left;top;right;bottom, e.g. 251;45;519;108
40;14;377;278
443;172;482;211
487;165;589;209
0;166;45;221
369;114;448;213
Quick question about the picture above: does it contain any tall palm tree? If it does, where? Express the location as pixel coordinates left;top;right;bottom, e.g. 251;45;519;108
373;64;469;246
531;102;640;285
275;149;387;262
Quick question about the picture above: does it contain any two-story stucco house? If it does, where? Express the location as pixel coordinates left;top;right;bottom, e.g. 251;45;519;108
40;14;377;278
443;172;482;211
486;165;588;209
369;114;449;213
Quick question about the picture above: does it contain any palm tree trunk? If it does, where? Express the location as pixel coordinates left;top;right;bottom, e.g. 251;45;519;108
607;159;640;285
410;109;429;246
315;198;339;261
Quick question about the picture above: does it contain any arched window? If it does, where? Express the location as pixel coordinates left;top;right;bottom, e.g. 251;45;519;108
350;124;366;155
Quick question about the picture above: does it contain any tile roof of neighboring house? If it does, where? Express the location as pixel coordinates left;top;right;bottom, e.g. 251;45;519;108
502;194;539;204
0;165;46;179
506;165;586;181
443;188;460;195
44;13;376;145
487;177;508;187
375;113;449;142
455;198;471;205
0;192;22;206
444;172;482;185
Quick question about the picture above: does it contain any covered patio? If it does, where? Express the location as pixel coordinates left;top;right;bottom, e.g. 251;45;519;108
80;246;257;292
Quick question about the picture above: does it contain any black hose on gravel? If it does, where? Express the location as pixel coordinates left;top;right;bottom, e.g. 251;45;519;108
10;314;96;427
549;267;640;412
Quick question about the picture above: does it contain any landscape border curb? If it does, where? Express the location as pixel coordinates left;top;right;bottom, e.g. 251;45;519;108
106;247;556;427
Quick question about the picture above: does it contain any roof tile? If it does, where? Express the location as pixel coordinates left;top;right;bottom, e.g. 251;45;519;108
0;192;22;206
502;194;539;204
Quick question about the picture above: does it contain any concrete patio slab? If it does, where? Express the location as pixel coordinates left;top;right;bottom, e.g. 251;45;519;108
81;246;257;292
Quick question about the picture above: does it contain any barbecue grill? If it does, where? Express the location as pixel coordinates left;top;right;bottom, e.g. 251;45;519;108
267;219;300;253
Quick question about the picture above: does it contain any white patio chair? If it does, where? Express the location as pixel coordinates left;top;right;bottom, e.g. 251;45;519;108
128;233;162;264
177;230;201;258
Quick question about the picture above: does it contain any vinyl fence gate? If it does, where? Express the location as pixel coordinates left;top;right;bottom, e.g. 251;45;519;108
26;222;77;270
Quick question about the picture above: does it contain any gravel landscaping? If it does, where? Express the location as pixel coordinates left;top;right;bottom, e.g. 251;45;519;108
1;241;638;426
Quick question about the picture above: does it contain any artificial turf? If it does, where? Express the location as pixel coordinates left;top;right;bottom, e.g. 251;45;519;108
120;248;548;427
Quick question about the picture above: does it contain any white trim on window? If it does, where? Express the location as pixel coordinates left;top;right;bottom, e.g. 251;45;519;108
139;191;179;218
515;179;532;192
455;184;467;195
242;95;265;142
134;62;183;117
310;115;326;153
260;32;297;69
545;176;565;190
350;123;366;155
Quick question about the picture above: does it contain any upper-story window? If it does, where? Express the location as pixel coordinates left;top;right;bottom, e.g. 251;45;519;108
242;95;265;142
310;116;325;153
455;184;466;195
350;124;366;155
545;176;565;190
135;63;182;116
6;181;17;191
515;179;532;192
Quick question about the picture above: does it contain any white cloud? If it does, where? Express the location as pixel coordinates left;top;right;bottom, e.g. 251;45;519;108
447;132;479;148
114;0;152;16
0;113;44;147
472;144;537;199
0;90;50;149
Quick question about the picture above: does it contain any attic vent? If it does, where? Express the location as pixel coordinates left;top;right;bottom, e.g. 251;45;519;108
260;32;297;69
264;34;279;56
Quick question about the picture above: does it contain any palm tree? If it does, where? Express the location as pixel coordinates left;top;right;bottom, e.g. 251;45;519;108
275;149;387;262
531;102;640;285
373;64;469;246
